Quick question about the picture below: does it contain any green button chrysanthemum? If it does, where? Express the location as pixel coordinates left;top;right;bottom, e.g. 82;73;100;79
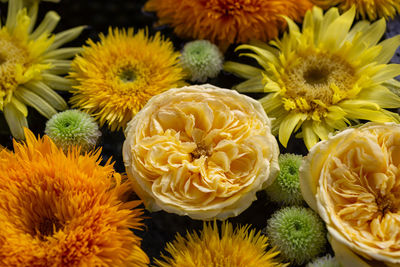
180;40;223;82
265;206;327;265
45;109;101;152
265;153;304;205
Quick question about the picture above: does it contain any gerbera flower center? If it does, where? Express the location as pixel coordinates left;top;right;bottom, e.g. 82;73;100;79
283;52;356;107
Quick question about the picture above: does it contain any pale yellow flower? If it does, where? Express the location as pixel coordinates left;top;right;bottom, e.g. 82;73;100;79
300;122;400;266
123;84;279;220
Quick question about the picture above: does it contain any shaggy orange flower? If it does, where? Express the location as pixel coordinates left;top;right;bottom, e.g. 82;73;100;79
0;129;149;267
144;0;313;49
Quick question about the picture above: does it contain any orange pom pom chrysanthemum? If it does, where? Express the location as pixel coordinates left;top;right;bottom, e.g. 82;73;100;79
0;129;149;267
144;0;313;49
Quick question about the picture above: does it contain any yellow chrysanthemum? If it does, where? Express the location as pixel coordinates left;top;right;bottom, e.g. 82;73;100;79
0;128;149;266
225;6;400;150
144;0;313;49
69;28;186;131
154;221;287;267
312;0;400;20
0;0;84;139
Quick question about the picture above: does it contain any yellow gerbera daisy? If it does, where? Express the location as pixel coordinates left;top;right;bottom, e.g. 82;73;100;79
144;0;313;49
0;0;84;139
154;221;287;267
0;128;149;266
312;0;400;20
225;6;400;150
69;28;186;131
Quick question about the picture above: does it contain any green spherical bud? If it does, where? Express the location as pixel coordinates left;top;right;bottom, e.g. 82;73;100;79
265;153;303;205
45;109;101;152
180;40;223;82
266;206;327;265
306;255;342;267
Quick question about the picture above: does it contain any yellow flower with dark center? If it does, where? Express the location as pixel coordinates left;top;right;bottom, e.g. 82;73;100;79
312;0;400;20
69;28;186;131
144;0;313;49
0;129;149;266
0;0;84;139
154;221;287;267
300;122;400;266
225;6;400;150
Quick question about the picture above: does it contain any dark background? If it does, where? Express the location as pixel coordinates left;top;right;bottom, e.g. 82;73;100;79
0;0;399;265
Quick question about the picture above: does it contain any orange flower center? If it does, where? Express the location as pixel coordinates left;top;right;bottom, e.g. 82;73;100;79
37;217;62;239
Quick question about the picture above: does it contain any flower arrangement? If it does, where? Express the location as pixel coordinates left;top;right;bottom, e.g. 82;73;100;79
0;0;400;266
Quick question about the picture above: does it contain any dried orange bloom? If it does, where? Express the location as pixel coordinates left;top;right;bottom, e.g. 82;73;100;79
0;129;149;266
144;0;313;49
123;85;279;220
300;122;400;266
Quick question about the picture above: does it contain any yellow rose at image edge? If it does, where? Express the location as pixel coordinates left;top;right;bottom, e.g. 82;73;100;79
300;122;400;266
123;85;280;220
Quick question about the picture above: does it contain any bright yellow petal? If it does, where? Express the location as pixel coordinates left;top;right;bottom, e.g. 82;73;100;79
302;120;319;149
279;112;308;147
3;101;28;140
223;61;262;79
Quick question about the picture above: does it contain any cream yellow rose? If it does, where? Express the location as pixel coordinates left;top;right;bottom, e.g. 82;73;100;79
123;84;279;220
300;122;400;266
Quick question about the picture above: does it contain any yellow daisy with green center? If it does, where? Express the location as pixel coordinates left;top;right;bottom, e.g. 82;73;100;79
0;0;83;139
69;28;186;131
225;6;400;150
